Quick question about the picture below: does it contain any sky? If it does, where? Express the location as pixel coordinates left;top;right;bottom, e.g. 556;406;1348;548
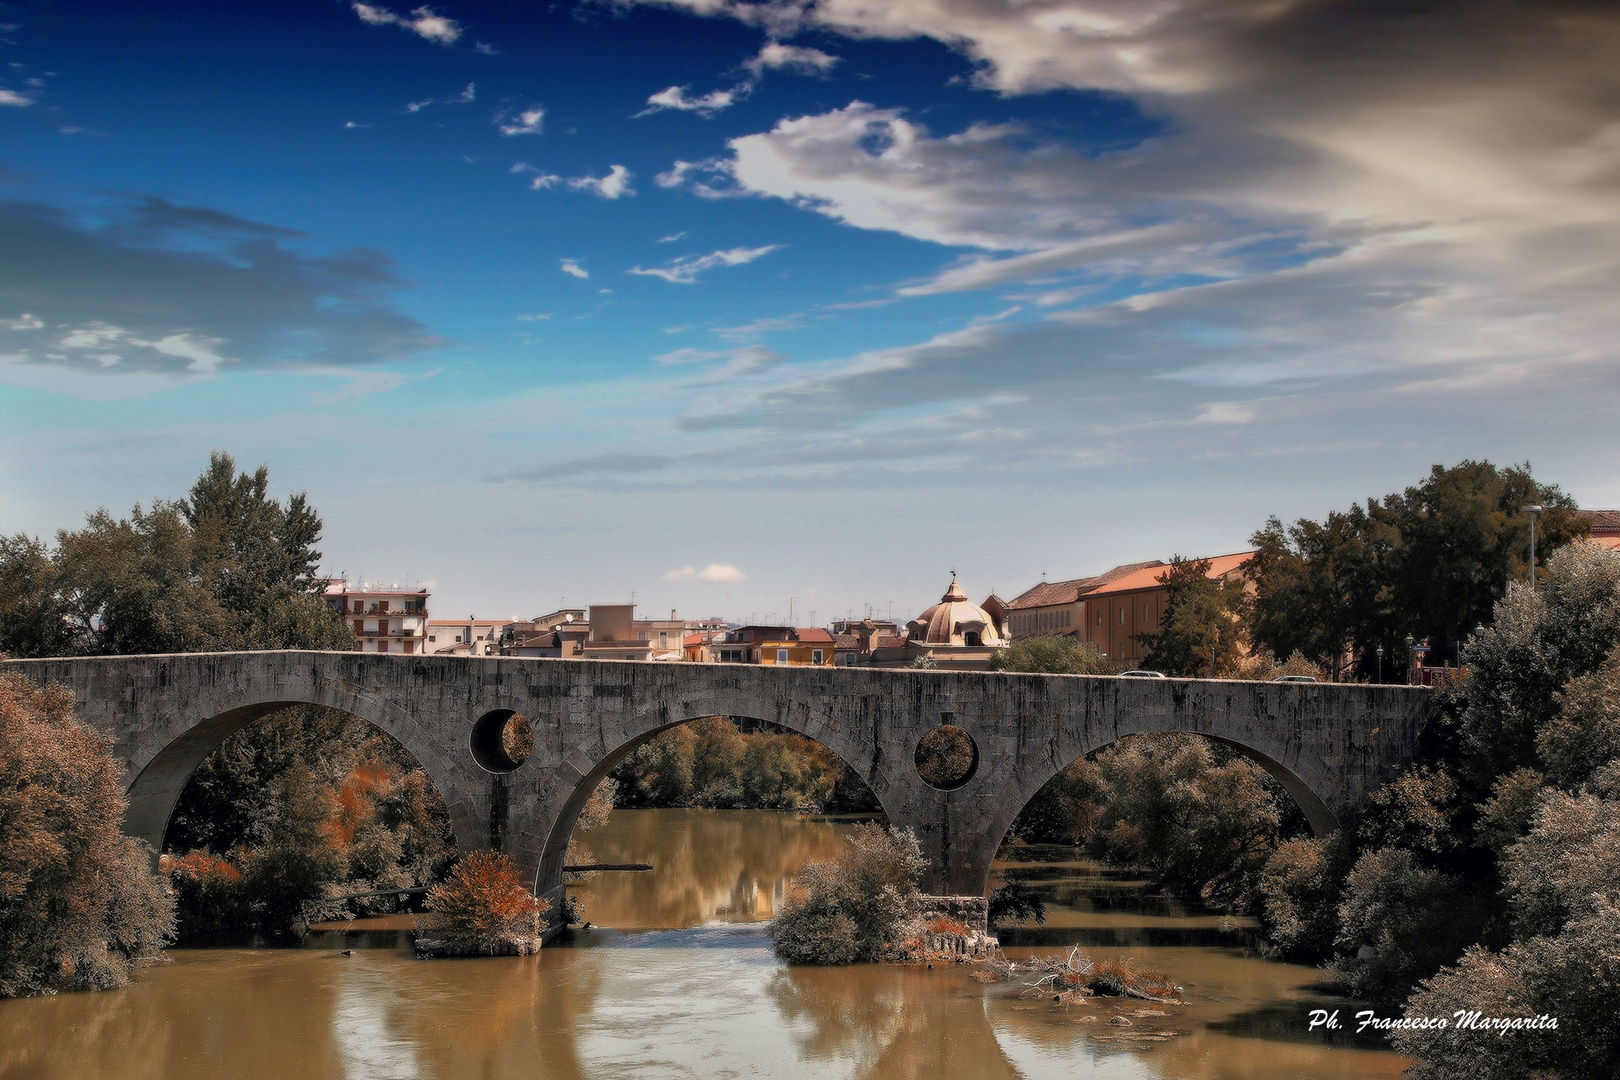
1;0;1616;626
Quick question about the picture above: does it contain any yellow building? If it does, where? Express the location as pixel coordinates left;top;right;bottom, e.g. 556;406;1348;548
756;628;836;666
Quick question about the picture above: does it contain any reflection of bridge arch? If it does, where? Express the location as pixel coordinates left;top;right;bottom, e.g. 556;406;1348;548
0;651;1429;915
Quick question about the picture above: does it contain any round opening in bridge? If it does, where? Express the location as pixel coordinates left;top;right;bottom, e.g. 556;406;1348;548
470;709;534;773
914;724;978;790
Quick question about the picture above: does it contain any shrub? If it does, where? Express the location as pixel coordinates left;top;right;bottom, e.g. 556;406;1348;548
0;673;173;997
162;852;248;944
989;635;1109;675
988;879;1046;928
1256;832;1351;962
1329;847;1485;1002
417;851;548;956
771;825;926;964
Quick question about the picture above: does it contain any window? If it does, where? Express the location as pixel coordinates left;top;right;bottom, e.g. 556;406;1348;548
812;649;824;664
964;632;981;647
1144;604;1151;621
428;635;436;643
1097;611;1104;628
378;640;388;653
777;648;789;663
1119;608;1126;625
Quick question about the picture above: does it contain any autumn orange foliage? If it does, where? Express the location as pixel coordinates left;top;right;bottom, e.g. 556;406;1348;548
1;672;174;997
417;851;550;956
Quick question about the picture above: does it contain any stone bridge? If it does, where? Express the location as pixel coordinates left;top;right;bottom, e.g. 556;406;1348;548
1;651;1429;916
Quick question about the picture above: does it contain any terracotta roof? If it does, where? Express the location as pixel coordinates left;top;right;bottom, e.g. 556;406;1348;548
833;633;860;650
1578;509;1620;533
876;635;909;650
1082;551;1256;597
793;628;835;644
1008;561;1165;609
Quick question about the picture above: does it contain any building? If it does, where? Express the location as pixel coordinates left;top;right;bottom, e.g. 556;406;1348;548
426;617;518;656
712;625;794;664
1578;509;1620;550
1007;552;1255;667
323;580;430;654
756;628;837;667
867;574;1009;670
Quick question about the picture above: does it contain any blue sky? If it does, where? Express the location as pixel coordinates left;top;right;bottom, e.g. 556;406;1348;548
2;0;1617;625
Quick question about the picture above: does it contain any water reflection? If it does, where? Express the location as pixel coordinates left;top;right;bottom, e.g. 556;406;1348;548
0;810;1411;1080
568;808;865;929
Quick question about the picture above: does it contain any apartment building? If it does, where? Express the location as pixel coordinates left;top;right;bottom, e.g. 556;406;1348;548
323;580;430;654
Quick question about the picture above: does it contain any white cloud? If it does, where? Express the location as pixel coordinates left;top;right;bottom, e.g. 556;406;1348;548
405;82;474;113
569;165;634;199
0;89;32;107
498;105;544;136
744;42;838;77
559;259;589;279
657;231;688;243
474;42;500;55
629;245;782;284
636;85;740;118
517;312;553;321
2;313;43;330
713;313;808;340
663;564;752;583
352;4;462;46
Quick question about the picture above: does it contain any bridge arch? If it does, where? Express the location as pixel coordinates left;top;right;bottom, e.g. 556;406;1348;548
120;681;484;862
528;694;905;901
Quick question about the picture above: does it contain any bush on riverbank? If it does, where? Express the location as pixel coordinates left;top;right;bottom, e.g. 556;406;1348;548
415;851;548;957
0;673;173;998
770;825;925;964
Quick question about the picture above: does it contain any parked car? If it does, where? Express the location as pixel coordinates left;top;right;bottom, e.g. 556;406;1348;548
1273;674;1317;683
1119;670;1167;678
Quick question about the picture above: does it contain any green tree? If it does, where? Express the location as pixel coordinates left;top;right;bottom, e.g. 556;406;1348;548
988;634;1109;675
770;825;926;965
1134;557;1250;677
1247;461;1586;681
0;451;352;657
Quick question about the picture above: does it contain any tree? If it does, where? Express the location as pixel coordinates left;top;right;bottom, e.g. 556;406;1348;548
1247;461;1586;681
0;451;352;657
0;673;174;997
1134;557;1250;677
988;634;1110;675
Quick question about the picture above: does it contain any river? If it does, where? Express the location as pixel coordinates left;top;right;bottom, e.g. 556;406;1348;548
0;809;1408;1080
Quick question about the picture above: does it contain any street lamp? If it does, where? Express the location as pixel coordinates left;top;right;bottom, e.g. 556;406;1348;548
1376;643;1384;683
1522;504;1544;590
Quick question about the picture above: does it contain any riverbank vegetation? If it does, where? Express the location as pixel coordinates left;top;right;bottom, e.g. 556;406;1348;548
609;717;880;813
0;673;173;998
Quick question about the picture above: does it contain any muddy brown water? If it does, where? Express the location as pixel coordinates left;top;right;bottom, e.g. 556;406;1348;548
0;809;1408;1079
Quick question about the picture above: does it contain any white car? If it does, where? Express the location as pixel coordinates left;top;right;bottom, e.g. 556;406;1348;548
1119;670;1167;678
1273;674;1317;683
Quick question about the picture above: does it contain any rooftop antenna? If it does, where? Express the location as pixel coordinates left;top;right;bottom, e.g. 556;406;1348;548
809;610;817;626
788;596;796;623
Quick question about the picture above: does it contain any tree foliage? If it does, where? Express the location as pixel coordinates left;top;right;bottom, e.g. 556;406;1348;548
0;673;174;997
418;851;548;957
1247;461;1586;680
770;825;926;965
162;705;457;942
988;634;1110;675
1134;557;1251;677
0;451;352;657
610;717;879;812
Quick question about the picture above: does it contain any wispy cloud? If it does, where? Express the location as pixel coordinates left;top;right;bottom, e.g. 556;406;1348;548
629;245;782;284
653;344;784;377
517;312;553;321
636;85;740;118
0;89;32;107
744;42;837;77
405;82;474;113
657;231;688;243
559;259;589;279
497;105;544;136
352;4;461;46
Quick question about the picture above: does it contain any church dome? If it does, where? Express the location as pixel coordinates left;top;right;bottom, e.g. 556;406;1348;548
907;574;1005;648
